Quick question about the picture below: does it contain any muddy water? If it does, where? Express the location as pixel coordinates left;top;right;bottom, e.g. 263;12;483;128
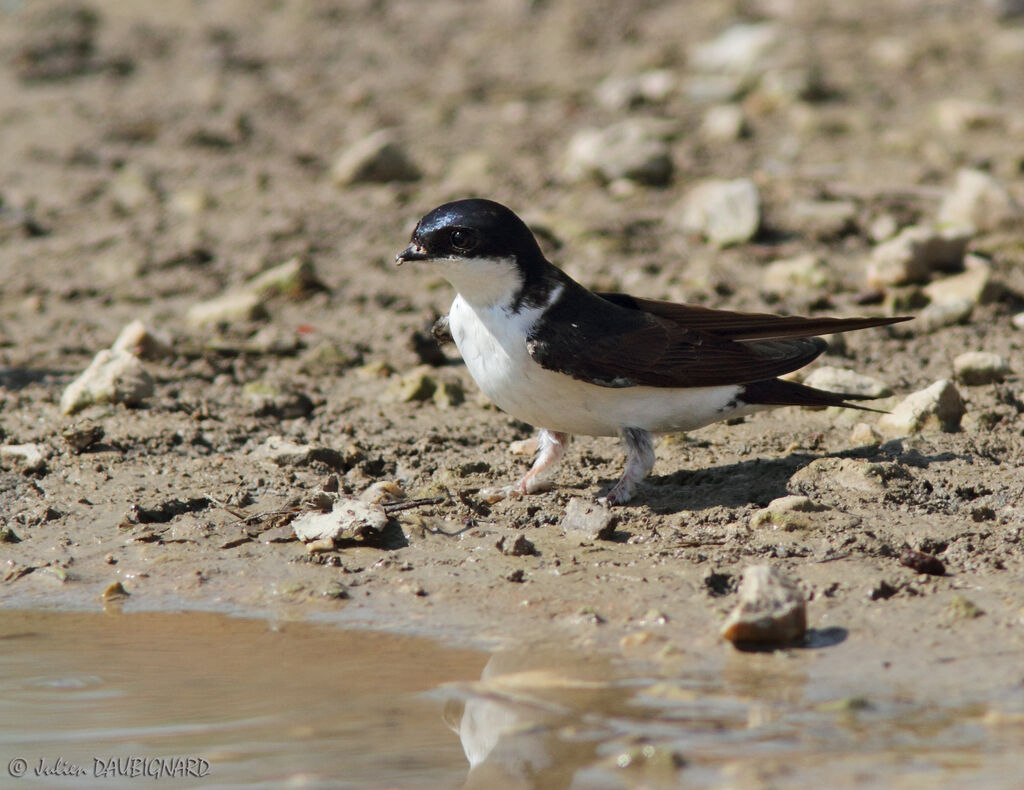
1;610;1021;790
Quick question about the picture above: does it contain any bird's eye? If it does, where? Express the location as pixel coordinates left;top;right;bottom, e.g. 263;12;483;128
449;228;477;252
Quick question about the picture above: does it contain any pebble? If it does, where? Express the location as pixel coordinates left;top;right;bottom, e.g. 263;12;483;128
594;69;675;109
877;379;966;436
255;436;351;470
934;99;1004;135
111;319;173;360
564;120;673;186
247;257;326;300
948;594;985;620
749;495;828;531
720;565;807;645
101;581;130;601
914;297;974;333
849;422;881;446
292;498;389;542
865;225;970;288
784;200;857;240
383;367;436;403
185;290;268;328
899;549;945;576
432;380;464;409
330;129;421;185
242;382;314;419
699;104;747;141
61;422;104;453
676;178;760;247
803;366;893;398
690;22;783;75
937;168;1019;232
561;497;617;542
497;534;538;556
954;352;1010;385
1013;313;1024;330
762;254;832;292
0;443;47;475
61;349;155;415
923;254;1000;306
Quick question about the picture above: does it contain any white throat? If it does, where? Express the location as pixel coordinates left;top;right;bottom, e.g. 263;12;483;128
433;255;522;309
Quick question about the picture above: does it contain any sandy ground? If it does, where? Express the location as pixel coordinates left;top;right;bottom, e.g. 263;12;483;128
1;0;1023;742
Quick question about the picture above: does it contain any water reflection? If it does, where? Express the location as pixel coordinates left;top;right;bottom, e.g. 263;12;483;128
2;609;1021;790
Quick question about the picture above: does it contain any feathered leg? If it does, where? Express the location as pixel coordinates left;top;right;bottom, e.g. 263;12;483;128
600;427;655;506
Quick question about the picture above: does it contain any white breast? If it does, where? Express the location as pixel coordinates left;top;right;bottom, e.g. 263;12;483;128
448;290;755;437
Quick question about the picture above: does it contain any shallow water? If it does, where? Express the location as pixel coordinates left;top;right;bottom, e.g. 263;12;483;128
1;609;1021;790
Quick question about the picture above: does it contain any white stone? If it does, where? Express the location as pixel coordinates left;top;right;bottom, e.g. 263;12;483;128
185;290;268;328
111;320;173;360
915;298;974;333
0;443;47;474
877;380;966;436
762;253;832;292
676;178;760;247
292;498;388;542
720;565;806;645
803;366;893;398
923;255;1000;306
937;169;1019;232
60;350;154;415
564;120;673;186
331;129;421;185
595;69;675;109
954;352;1010;385
691;23;783;75
866;225;971;288
700;104;747;141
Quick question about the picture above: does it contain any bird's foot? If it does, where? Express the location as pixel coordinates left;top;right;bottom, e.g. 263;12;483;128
597;427;655;507
480;475;553;503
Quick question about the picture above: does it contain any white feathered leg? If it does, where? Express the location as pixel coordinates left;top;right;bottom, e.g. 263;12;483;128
600;427;655;506
481;429;571;502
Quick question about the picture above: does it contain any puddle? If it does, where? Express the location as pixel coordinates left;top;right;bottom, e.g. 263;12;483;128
1;609;1022;790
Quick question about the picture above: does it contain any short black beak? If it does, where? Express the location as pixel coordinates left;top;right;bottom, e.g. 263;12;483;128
396;244;429;265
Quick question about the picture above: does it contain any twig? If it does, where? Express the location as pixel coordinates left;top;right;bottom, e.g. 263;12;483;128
383;496;445;515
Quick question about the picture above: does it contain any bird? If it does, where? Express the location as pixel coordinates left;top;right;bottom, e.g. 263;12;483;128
396;198;910;505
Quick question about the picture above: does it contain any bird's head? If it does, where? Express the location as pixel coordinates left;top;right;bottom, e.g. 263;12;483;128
397;198;548;308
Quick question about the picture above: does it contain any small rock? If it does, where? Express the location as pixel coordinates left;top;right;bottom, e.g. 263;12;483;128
355;360;395;379
384;368;436;403
61;349;154;415
877;380;966;436
433;380;464;409
101;581;130;600
111;320;173;360
720;565;807;645
948;594;985;620
0;525;21;543
497;534;538;556
0;443;48;475
561;497;617;541
291;498;389;542
899;549;945;576
359;480;406;504
915;298;974;333
185;290;268;328
564;120;673;186
784;200;857;240
61;422;104;453
690;22;783;75
255;436;350;470
954;352;1010;385
676;178;760;247
330;129;421;185
923;255;1001;306
849;422;881;446
866;225;971;288
937;169;1019;232
868;213;899;242
242;382;314;419
934;99;1004;135
803;366;893;399
762;253;833;292
1013;312;1024;330
699;104;747;141
594;69;675;109
749;495;829;531
867;579;899;601
246;257;326;300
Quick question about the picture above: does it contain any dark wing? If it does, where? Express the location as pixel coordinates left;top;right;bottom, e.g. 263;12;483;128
596;293;912;340
526;286;832;388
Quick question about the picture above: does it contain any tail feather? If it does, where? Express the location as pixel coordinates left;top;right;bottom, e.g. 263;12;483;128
740;378;888;413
